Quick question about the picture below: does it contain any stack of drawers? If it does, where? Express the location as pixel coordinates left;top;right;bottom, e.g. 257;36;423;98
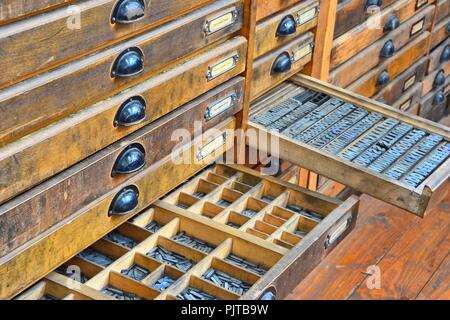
0;0;248;299
329;0;449;120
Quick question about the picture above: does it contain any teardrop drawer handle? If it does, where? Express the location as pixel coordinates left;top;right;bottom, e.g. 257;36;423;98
365;0;382;10
112;144;146;176
111;47;144;78
441;45;450;63
384;15;400;31
109;186;140;216
271;52;292;74
259;291;276;300
114;96;146;127
111;0;145;24
376;70;390;86
433;91;446;105
276;15;297;37
433;70;446;89
380;40;395;58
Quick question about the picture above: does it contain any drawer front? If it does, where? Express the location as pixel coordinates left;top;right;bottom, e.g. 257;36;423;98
392;82;423;115
428;39;450;73
0;0;75;24
12;165;359;300
0;37;247;205
374;57;428;104
422;58;450;96
436;0;450;23
334;0;398;38
419;76;450;120
254;0;319;58
347;32;430;97
255;0;305;22
0;81;244;260
251;33;314;100
330;6;434;87
331;0;434;69
0;0;243;146
249;75;450;217
0;119;236;300
430;15;450;49
0;0;213;87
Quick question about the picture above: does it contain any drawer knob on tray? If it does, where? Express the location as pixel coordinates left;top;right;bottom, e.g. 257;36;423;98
433;91;446;106
271;52;292;74
112;144;146;176
433;70;446;89
441;45;450;63
114;96;146;127
111;0;145;24
380;40;395;58
376;70;390;86
109;186;140;216
276;15;297;37
111;47;144;78
384;15;400;31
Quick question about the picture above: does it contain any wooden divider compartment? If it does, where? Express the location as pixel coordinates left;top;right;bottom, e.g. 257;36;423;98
17;164;359;300
1;119;236;300
248;75;450;217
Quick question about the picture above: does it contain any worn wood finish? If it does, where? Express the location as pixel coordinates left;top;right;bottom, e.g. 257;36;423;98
254;0;303;22
248;75;450;217
428;38;450;73
331;0;434;69
329;6;434;87
422;58;450;95
0;38;247;205
0;0;243;146
251;32;314;100
0;0;213;87
430;15;450;49
416;253;450;300
419;76;450;120
0;83;243;259
392;82;423;115
0;119;236;300
374;58;428;104
347;33;430;97
334;0;398;38
253;0;319;58
435;0;450;23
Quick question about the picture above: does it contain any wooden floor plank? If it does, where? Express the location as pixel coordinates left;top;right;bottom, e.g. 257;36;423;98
416;253;450;300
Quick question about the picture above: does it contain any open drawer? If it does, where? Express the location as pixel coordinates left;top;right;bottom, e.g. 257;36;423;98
15;165;359;300
248;75;450;217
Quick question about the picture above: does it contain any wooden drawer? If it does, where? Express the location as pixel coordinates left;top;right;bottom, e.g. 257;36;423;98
430;15;450;49
0;118;236;300
0;0;214;87
428;38;450;73
13;165;359;300
373;58;428;104
254;0;319;58
419;76;450;120
422;58;450;96
255;0;306;22
334;0;398;39
251;32;314;100
331;0;433;69
329;6;434;87
0;0;243;146
248;75;450;217
0;80;244;262
0;37;247;205
346;32;430;97
391;82;423;115
436;0;450;23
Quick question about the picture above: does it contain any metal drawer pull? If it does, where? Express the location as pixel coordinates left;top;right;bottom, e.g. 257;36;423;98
204;93;237;121
259;290;276;300
433;70;446;89
111;47;144;78
196;132;228;161
114;96;146;127
112;144;146;176
276;15;297;37
441;45;450;62
384;15;400;31
111;0;145;24
376;70;390;86
271;52;292;74
204;8;238;35
433;91;446;105
380;40;395;58
325;214;352;248
206;54;239;81
109;186;139;216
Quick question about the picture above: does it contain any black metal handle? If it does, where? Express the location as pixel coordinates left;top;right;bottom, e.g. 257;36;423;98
384;15;400;31
433;70;446;89
271;52;292;74
365;0;382;9
114;96;146;127
376;70;390;86
111;47;144;78
112;144;146;177
111;0;145;24
259;288;277;300
109;186;139;216
276;15;297;37
380;40;395;58
433;91;446;105
441;45;450;63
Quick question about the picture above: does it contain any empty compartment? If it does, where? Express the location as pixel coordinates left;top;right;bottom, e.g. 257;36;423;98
175;193;199;209
279;231;302;246
15;280;76;300
129;207;175;233
258;180;286;202
204;172;228;185
270;206;295;220
230;181;253;193
262;213;286;227
200;202;224;219
253;220;277;235
192;179;219;198
101;272;160;300
223;211;251;229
